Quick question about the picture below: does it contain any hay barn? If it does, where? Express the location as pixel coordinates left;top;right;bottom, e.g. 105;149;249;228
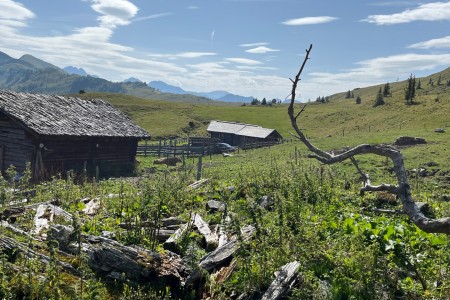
0;90;149;179
207;120;282;147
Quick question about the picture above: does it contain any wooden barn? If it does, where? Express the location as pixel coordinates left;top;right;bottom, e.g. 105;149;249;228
207;120;282;147
0;90;150;179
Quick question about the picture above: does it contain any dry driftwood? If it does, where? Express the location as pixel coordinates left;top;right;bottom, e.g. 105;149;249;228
186;225;255;285
0;234;80;276
48;225;185;288
261;261;301;300
288;44;450;234
192;213;218;250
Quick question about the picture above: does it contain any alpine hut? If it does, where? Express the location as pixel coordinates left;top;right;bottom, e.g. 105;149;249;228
207;120;282;148
0;90;150;179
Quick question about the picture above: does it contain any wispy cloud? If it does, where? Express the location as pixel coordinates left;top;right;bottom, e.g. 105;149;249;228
306;52;450;97
245;46;279;54
240;42;268;47
282;16;338;26
90;0;139;29
225;57;263;65
133;12;173;22
408;36;450;49
236;66;277;70
187;6;198;10
362;1;450;25
0;0;34;30
148;52;217;59
211;30;215;41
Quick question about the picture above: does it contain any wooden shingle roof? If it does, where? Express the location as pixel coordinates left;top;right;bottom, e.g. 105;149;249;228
207;120;282;139
0;90;149;138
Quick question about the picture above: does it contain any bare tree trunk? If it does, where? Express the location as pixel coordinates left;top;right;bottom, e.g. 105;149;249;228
288;44;450;234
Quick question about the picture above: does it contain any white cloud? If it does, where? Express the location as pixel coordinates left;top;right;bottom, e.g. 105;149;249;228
235;66;277;70
408;36;450;49
363;1;450;25
282;16;338;26
211;30;215;41
245;46;279;54
187;6;198;10
225;57;263;65
91;0;138;28
148;52;217;59
240;42;268;47
0;0;34;21
302;52;450;99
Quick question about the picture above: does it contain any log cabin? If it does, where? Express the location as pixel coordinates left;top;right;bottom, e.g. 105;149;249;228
207;120;282;148
0;90;150;179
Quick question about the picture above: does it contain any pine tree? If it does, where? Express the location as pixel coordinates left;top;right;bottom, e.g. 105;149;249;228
261;98;267;105
355;96;362;104
345;90;351;99
374;87;384;107
383;83;391;97
416;80;421;90
438;74;442;85
405;74;416;105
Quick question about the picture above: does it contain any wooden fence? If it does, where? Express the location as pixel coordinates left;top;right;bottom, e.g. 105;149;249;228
137;138;290;157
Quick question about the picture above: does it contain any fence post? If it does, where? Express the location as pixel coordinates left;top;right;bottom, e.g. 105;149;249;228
196;156;202;181
144;140;148;157
158;140;162;157
174;139;177;158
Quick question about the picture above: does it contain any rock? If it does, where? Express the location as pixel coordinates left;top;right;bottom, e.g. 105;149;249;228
435;128;445;133
206;200;226;213
394;136;426;146
258;196;275;210
442;194;450;202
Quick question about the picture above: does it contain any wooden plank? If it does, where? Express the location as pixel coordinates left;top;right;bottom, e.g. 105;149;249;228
260;261;301;300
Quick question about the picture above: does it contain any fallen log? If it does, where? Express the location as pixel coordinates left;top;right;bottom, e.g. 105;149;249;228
260;261;301;300
185;225;255;285
0;234;80;277
48;225;186;288
192;213;218;250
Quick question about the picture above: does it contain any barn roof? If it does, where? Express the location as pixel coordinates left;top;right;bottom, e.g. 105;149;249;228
0;90;149;138
207;120;282;139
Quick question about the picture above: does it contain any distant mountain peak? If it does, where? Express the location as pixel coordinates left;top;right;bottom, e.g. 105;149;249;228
64;66;88;76
148;81;186;94
124;77;142;83
19;54;61;70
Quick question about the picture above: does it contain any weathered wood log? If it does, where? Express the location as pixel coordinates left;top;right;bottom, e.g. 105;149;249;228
156;228;177;242
260;261;301;300
187;178;210;190
185;225;255;285
0;234;80;276
164;223;189;253
192;213;218;250
48;225;186;288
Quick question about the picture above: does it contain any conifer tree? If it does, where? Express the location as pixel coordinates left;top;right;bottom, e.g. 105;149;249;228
374;87;384;107
345;90;351;99
356;96;362;104
383;83;391;97
405;74;415;105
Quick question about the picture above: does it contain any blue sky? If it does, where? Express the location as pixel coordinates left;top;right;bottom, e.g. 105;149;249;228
1;0;450;100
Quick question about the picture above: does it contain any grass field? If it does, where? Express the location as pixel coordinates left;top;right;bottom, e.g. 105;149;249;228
75;71;450;189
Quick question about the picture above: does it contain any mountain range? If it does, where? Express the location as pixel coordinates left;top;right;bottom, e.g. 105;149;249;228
0;50;253;103
148;81;254;103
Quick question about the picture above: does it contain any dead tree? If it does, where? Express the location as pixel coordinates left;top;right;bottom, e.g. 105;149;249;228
288;44;450;234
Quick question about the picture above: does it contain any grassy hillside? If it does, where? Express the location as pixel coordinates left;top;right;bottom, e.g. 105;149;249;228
75;68;450;187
